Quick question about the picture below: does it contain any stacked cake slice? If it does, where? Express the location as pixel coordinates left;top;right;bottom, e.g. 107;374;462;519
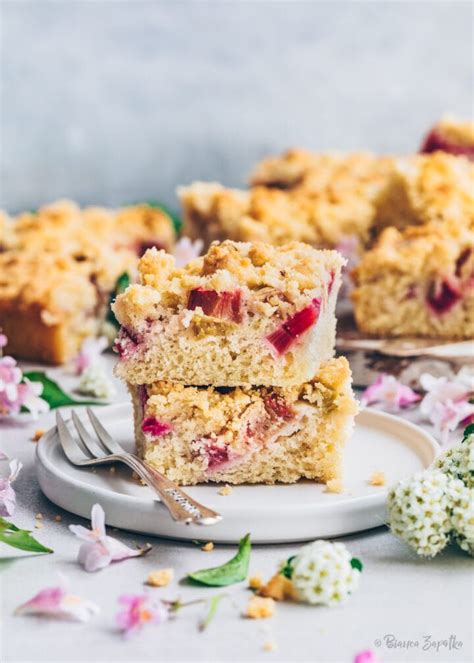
113;240;358;485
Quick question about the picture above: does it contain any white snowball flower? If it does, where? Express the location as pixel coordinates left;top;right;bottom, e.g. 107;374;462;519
387;470;452;557
290;540;362;606
449;480;474;556
77;366;116;400
435;432;474;488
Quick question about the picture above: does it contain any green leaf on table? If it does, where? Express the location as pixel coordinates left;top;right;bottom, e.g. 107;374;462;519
22;372;107;409
106;271;131;329
187;534;251;587
0;518;53;554
199;593;226;631
280;555;296;579
142;200;182;234
350;557;363;572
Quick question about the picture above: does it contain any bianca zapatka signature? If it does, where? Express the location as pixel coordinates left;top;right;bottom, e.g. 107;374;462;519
374;634;463;653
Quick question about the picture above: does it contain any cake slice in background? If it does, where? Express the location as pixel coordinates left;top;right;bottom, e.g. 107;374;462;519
113;240;344;387
352;219;474;339
420;116;474;159
129;357;358;485
0;199;176;363
179;151;394;253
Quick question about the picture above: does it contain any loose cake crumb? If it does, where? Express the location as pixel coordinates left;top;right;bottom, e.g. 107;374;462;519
201;541;214;552
218;484;233;496
326;479;344;494
245;596;276;619
249;574;264;590
31;429;45;442
34;521;43;529
54;515;62;522
259;573;298;602
263;641;277;652
146;568;174;587
369;471;386;486
35;513;43;520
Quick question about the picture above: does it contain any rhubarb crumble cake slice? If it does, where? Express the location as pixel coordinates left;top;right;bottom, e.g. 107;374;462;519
113;240;344;387
0;248;136;363
0;199;176;363
352;220;474;339
179;151;394;251
420;116;474;159
373;152;474;236
129;357;358;485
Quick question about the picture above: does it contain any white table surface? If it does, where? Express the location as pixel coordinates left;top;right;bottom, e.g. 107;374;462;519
0;356;472;663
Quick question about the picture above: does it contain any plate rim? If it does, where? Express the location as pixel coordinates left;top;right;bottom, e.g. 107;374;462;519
36;403;439;518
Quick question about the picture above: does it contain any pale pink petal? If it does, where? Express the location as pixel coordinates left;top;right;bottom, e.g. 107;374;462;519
8;459;22;482
73;336;108;375
361;374;420;412
173;237;203;268
69;524;98;542
106;536;148;562
16;584;99;622
90;503;106;538
0;450;8;460
78;541;112;572
354;651;379;663
116;594;168;636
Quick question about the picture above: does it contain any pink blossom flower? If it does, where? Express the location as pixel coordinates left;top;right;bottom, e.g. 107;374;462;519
0;333;7;349
0;459;22;516
15;578;99;622
72;336;108;375
173;237;203;268
69;503;151;572
0;356;49;418
361;374;421;412
116;594;169;637
420;372;474;444
354;651;379;663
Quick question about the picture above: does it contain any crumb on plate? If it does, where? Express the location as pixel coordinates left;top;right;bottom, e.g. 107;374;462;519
263;641;277;652
218;484;233;496
369;471;386;486
245;596;276;619
326;479;344;494
201;541;214;552
31;429;45;442
146;568;174;587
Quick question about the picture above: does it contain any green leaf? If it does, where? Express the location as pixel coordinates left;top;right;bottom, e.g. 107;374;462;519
0;518;53;554
22;372;107;409
280;555;296;579
187;534;251;587
199;593;226;631
142;200;182;234
350;557;363;572
463;423;474;439
106;271;131;328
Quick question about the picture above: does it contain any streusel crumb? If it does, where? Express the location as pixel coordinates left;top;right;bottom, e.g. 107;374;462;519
201;542;214;552
370;471;386;486
218;484;233;496
326;479;344;494
31;429;45;442
245;596;276;619
146;568;174;587
248;575;264;590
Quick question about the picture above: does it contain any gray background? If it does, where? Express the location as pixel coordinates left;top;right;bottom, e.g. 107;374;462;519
1;0;473;214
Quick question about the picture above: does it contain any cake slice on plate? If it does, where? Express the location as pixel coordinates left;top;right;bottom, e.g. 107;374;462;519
352;220;474;339
129;357;358;485
113;240;344;387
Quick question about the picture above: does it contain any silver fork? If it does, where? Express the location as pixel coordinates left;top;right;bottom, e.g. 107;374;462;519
56;408;222;526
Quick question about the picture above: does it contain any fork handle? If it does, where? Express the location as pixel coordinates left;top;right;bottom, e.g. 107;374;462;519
118;453;222;525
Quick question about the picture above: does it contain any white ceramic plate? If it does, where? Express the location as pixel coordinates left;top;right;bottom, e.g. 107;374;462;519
36;403;438;543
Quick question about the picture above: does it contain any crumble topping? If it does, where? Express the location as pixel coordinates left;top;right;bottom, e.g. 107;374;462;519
146;568;174;587
369;471;386;486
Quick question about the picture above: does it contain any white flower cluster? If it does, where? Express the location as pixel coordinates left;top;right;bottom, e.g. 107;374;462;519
388;431;474;557
290;540;361;606
77;366;116;400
